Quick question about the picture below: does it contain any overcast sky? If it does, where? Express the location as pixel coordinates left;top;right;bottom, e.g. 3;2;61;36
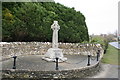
54;0;119;35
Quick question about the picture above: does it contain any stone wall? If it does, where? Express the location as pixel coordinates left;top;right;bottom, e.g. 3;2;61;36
1;42;104;79
2;62;101;79
1;42;104;59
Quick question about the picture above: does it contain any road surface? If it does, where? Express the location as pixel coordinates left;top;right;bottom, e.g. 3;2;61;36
109;42;120;49
89;63;119;78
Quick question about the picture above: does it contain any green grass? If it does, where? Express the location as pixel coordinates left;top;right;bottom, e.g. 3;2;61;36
101;44;120;65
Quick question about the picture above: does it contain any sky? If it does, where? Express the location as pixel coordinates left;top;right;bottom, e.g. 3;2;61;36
54;0;119;35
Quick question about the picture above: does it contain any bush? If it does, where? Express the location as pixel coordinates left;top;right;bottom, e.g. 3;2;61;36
90;35;109;53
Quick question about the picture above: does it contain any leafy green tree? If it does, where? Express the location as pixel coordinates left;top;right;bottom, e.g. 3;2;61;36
2;2;89;43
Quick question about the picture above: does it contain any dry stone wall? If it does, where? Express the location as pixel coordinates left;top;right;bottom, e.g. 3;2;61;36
2;62;101;79
1;42;104;59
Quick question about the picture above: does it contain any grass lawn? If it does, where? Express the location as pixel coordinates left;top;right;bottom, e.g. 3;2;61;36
101;44;120;65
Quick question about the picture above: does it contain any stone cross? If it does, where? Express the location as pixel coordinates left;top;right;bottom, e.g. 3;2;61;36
42;21;67;62
51;21;60;48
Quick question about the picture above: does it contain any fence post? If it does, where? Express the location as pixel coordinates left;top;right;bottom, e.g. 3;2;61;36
12;56;17;69
56;57;59;70
97;50;100;61
87;55;91;66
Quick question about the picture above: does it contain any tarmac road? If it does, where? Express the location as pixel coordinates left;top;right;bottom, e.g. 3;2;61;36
88;63;119;78
109;42;120;49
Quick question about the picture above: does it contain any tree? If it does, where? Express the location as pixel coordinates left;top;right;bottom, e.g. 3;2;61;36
2;2;89;43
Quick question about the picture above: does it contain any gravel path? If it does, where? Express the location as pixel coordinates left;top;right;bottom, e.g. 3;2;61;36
2;55;97;71
2;55;119;78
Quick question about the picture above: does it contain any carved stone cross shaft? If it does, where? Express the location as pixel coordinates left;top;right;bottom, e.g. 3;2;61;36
51;21;60;48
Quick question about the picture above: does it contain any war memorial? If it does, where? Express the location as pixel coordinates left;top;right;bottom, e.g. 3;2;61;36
1;21;104;79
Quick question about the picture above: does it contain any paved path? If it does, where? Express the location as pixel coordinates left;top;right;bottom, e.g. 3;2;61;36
2;55;97;71
109;42;120;49
89;63;119;78
3;55;119;78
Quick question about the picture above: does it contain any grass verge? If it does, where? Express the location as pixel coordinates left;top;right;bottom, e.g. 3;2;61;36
101;44;120;65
